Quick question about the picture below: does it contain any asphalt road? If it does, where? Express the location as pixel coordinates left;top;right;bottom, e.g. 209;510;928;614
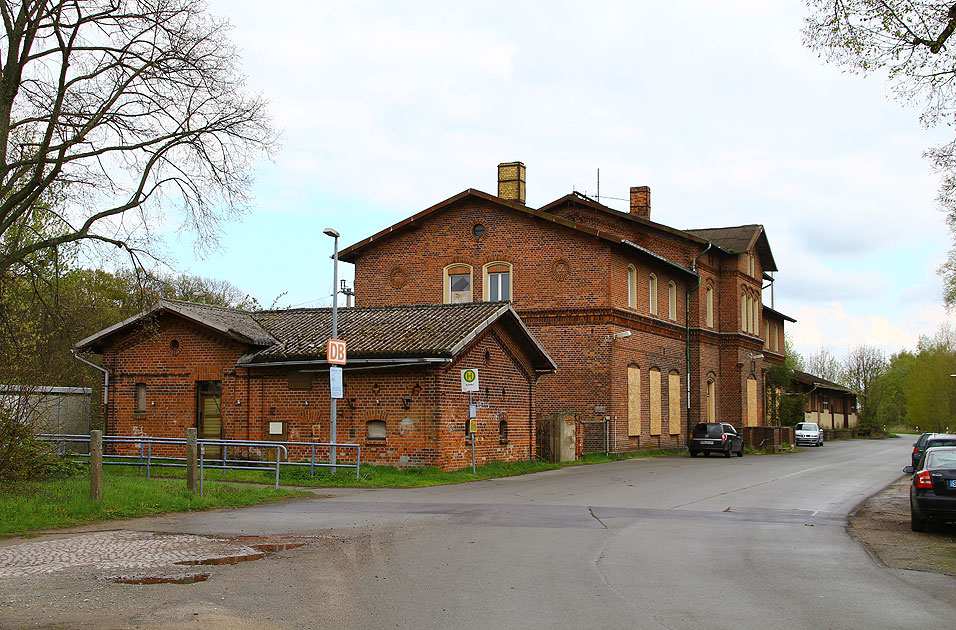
3;438;955;629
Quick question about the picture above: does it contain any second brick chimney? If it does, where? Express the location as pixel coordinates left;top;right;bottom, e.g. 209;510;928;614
630;186;650;219
498;161;526;205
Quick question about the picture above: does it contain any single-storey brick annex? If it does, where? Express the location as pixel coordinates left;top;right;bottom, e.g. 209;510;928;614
75;300;556;470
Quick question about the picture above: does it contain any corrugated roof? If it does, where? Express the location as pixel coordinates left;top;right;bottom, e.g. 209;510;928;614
791;370;856;394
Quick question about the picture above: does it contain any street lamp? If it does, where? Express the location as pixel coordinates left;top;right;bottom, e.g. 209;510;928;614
324;227;340;473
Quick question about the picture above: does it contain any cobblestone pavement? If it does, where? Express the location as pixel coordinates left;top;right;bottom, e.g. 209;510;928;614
0;530;261;579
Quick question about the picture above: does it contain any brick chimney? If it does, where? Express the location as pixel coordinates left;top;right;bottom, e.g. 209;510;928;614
630;186;650;218
497;161;526;205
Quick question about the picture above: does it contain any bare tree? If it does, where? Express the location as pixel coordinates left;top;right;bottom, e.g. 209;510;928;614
804;2;956;306
842;344;889;427
0;0;276;277
805;346;842;383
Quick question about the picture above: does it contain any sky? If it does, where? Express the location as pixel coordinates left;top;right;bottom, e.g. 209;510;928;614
159;0;956;361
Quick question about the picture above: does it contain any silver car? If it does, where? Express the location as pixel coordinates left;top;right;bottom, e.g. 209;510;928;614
795;422;824;447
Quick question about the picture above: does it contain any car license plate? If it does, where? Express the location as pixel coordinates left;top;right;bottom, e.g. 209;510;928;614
700;440;713;445
949;480;956;488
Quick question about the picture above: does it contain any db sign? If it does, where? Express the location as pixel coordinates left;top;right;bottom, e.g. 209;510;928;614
460;368;479;392
327;338;347;365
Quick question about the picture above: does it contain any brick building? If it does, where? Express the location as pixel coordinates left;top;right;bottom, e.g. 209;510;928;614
339;162;795;453
75;299;556;470
789;370;858;431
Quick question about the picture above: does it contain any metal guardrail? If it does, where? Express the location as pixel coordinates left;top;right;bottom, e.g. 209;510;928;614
38;434;361;488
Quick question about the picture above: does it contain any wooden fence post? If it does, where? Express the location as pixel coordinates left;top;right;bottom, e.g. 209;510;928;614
90;430;103;502
186;427;197;493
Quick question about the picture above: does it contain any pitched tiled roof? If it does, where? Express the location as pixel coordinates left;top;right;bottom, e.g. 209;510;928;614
685;224;777;271
77;300;557;372
791;370;856;395
248;301;531;363
74;299;275;351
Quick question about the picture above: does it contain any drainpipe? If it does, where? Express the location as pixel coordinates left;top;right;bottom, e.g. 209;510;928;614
71;349;109;431
685;242;713;443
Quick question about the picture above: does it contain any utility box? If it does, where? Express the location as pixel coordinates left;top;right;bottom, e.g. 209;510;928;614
556;412;576;462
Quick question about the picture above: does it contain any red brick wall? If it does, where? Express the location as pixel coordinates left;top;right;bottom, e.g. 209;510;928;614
100;314;535;471
345;193;777;454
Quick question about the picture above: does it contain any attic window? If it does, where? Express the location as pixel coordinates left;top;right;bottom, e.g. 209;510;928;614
169;339;180;353
473;223;486;239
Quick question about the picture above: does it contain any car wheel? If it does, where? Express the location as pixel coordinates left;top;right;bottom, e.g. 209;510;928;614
724;446;732;458
689;450;698;457
736;444;744;457
911;511;927;532
704;451;710;457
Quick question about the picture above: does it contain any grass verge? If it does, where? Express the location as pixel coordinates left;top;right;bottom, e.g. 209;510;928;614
99;449;685;489
0;472;305;536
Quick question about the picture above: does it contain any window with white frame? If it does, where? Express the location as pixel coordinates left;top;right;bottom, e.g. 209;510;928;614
483;262;512;301
627;265;637;309
741;293;747;332
649;274;658;315
444;264;473;303
705;285;714;328
668;282;676;320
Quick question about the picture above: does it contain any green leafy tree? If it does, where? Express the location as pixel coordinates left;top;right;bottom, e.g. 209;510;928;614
903;327;956;431
842;344;889;429
804;2;956;307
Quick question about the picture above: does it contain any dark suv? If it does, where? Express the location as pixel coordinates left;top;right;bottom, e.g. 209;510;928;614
689;423;744;458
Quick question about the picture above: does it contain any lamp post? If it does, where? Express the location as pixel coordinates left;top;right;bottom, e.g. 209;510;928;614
324;227;340;473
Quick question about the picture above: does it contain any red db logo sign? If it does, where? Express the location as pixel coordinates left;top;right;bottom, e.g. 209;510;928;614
327;339;347;365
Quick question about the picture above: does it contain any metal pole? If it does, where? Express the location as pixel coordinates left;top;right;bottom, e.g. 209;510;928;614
469;391;476;474
325;228;340;474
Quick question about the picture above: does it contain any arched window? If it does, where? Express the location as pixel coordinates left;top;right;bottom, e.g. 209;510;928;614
705;285;714;328
668;282;677;320
752;296;759;335
740;292;750;332
668;370;681;435
444;264;473;304
627;265;637;309
367;420;387;440
482;262;512;302
649;274;658;315
649;367;662;435
499;418;508;444
706;378;716;423
627;365;641;436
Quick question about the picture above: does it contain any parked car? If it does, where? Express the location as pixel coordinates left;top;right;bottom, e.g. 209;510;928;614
915;435;956;467
911;432;934;469
689;422;743;458
794;422;824;447
903;446;956;531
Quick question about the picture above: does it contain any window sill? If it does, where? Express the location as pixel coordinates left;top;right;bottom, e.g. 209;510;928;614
365;438;387;446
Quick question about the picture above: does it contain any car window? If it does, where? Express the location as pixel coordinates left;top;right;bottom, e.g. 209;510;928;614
795;423;806;431
722;425;736;435
927;451;956;468
927;440;956;449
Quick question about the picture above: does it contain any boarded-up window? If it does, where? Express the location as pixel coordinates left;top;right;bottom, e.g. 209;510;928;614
741;293;747;332
135;383;146;412
707;379;716;423
650;368;662;435
627;365;641;436
668;371;681;435
746;376;758;427
367;420;386;440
